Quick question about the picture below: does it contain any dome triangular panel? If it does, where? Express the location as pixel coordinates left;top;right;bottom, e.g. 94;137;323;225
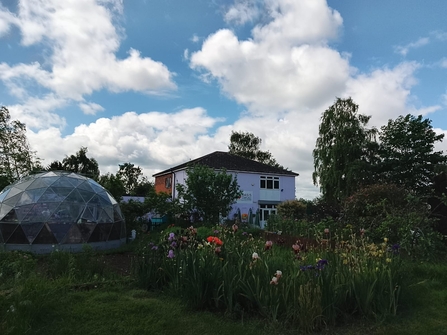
22;223;44;244
7;225;29;244
33;223;58;244
0;223;19;243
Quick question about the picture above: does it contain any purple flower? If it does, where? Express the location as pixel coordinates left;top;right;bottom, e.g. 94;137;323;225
391;244;400;254
213;230;220;234
171;241;177;248
168;232;175;242
151;245;158;250
167;250;175;258
242;232;248;236
316;259;328;270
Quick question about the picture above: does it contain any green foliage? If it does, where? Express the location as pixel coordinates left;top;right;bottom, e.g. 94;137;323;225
176;164;242;225
120;199;148;232
228;131;284;168
277;199;307;220
343;184;445;258
0;106;40;189
60;147;100;180
313;97;378;202
134;227;403;330
378;114;447;196
98;172;126;200
117;162;153;196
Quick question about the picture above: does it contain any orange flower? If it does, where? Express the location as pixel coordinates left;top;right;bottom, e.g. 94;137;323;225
207;236;223;246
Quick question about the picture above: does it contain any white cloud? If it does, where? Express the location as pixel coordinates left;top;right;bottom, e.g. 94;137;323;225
190;34;200;43
224;0;261;26
79;102;105;115
0;0;176;124
0;5;17;36
28;107;226;174
394;37;430;56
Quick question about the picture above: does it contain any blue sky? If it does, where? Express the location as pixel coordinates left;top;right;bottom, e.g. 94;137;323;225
0;0;446;199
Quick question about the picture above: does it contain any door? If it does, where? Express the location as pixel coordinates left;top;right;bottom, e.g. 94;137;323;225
259;204;277;229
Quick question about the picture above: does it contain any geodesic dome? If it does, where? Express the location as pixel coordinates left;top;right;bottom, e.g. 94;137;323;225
0;171;126;253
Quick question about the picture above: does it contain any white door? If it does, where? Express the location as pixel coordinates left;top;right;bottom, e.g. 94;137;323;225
259;204;277;229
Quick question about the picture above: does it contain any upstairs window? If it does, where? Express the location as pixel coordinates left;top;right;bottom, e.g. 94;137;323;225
165;177;172;188
260;176;279;189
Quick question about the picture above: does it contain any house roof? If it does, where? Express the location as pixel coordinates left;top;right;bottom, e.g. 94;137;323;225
153;151;299;177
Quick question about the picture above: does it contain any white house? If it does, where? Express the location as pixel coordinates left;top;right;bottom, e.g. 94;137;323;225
153;151;298;228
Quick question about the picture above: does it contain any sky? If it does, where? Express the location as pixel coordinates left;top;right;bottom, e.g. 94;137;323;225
0;0;446;200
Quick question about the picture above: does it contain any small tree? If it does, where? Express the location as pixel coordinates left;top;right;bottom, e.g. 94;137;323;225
176;164;242;224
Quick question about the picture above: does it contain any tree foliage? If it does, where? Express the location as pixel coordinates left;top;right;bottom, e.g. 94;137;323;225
378;114;447;196
228;131;283;168
176;164;242;224
116;162;152;196
313;98;377;202
0;106;39;189
97;173;126;201
61;147;100;180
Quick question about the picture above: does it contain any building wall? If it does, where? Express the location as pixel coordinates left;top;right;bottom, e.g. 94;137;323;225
154;172;173;195
158;168;295;228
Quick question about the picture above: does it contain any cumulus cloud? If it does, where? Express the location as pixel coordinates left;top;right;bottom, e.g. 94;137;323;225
28;107;226;175
0;0;176;126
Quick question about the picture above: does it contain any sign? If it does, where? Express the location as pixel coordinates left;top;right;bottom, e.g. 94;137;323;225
237;191;253;203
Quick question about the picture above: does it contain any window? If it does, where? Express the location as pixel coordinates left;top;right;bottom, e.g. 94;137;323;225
260;176;279;189
165;177;172;188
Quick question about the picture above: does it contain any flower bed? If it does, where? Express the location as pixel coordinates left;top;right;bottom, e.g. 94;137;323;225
134;225;402;331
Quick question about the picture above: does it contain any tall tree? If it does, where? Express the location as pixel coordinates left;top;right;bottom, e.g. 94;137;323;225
176;164;242;224
378;114;447;196
117;162;146;195
228;131;283;168
62;147;100;180
313;97;377;202
0;106;39;189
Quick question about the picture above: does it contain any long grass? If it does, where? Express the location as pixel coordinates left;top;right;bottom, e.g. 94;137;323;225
1;231;447;334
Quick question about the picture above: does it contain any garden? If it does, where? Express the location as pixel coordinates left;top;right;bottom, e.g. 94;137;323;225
1;204;447;334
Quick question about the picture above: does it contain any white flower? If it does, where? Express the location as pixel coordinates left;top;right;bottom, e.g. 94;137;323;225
252;252;259;260
275;270;282;278
270;277;278;285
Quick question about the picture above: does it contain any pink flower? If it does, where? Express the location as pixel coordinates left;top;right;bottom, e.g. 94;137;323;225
324;228;330;234
265;240;273;250
270;276;278;285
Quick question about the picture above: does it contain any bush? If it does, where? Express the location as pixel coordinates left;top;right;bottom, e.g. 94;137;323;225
277;200;307;220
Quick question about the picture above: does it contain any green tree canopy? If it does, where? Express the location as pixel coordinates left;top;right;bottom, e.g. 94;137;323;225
378;114;447;196
228;131;283;168
176;164;242;224
313;97;377;202
61;147;100;180
0;106;40;189
117;162;148;195
97;173;126;201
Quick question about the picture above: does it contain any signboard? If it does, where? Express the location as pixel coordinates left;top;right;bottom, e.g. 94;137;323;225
237;191;253;203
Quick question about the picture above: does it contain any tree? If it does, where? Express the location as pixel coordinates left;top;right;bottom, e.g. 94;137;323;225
0;106;40;189
117;162;147;195
62;147;100;180
313;97;378;202
176;164;242;224
378;114;447;196
97;173;126;201
228;131;283;168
